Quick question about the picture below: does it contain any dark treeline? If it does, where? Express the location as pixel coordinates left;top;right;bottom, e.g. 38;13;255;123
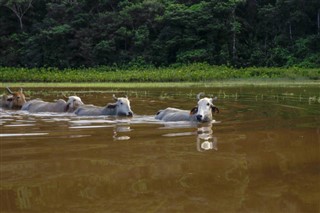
0;0;319;68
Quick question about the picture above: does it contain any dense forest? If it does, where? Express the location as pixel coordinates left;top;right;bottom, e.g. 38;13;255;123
0;0;319;68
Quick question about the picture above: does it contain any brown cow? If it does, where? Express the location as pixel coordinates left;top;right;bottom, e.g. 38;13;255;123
0;87;26;109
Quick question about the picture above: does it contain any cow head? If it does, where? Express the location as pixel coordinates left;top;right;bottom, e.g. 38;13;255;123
107;94;133;116
190;93;219;122
66;96;84;112
6;87;26;109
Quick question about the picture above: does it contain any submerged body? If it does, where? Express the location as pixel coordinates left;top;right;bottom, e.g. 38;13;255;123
155;107;197;122
74;94;133;116
74;105;121;116
22;96;83;113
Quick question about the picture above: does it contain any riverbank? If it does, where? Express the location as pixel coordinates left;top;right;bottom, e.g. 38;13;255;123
2;80;319;89
1;64;319;83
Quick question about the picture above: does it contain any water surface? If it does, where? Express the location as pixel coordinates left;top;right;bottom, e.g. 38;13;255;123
1;86;319;212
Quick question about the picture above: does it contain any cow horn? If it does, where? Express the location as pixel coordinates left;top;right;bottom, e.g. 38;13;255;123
112;94;118;101
6;87;13;94
212;97;218;102
197;92;204;100
19;88;23;92
62;93;68;99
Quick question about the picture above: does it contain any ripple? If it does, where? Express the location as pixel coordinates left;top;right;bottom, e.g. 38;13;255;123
159;122;198;129
69;125;113;129
163;132;196;137
5;124;35;127
70;120;116;125
52;118;71;121
28;112;74;117
113;136;130;140
0;133;48;137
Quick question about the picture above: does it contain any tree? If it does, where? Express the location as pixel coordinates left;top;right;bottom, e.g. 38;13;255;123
0;0;319;68
317;9;320;35
1;0;33;31
214;0;245;66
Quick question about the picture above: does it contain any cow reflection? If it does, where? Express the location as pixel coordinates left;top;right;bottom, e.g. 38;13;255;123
161;122;218;152
113;124;131;141
196;125;218;151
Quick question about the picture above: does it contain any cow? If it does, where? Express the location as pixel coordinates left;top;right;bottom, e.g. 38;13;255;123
74;94;133;116
21;96;84;113
155;93;219;123
0;87;26;109
0;95;11;108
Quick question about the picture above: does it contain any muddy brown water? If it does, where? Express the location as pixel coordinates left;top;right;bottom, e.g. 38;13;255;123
1;86;319;212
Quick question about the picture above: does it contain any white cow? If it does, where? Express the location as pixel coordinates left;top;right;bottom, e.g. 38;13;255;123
21;96;84;113
155;93;219;123
0;94;12;109
74;94;133;116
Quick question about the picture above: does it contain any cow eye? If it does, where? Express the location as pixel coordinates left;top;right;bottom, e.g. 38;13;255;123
206;103;210;106
120;102;123;105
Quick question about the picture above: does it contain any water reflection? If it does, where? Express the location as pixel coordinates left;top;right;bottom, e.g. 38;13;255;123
161;122;218;152
113;123;131;141
197;125;218;151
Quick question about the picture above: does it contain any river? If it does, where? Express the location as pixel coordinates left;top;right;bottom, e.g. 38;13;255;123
1;85;319;212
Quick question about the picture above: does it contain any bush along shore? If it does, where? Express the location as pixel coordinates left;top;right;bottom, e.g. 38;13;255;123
1;64;319;83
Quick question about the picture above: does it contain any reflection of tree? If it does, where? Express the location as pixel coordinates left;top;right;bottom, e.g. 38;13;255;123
196;123;218;152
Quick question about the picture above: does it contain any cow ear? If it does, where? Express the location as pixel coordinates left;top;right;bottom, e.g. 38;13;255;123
107;103;117;109
190;107;198;115
211;106;219;114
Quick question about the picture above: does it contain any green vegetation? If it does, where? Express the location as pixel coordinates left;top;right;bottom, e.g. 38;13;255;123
1;63;319;83
1;0;320;68
3;81;320;89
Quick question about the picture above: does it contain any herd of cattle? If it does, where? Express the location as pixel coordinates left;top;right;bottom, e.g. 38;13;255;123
0;87;219;123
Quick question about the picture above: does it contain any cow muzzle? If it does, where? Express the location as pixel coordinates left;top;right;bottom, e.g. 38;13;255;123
196;114;203;122
118;111;133;117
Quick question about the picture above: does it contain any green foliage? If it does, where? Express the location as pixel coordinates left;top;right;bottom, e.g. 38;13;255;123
1;64;319;83
177;49;208;63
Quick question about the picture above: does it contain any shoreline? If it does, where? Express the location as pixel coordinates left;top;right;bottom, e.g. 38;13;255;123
2;80;319;88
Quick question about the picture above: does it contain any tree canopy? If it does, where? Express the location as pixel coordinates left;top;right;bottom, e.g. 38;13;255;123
0;0;319;68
